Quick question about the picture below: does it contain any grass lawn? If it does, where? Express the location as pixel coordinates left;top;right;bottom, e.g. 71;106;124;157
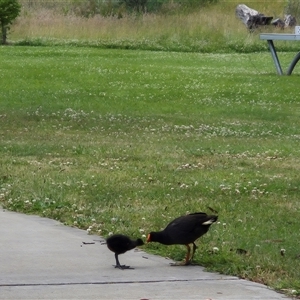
0;46;300;297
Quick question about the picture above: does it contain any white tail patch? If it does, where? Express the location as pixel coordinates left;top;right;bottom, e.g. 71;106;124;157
202;219;215;225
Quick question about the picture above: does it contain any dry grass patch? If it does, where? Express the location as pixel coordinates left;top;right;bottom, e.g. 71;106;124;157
10;1;293;52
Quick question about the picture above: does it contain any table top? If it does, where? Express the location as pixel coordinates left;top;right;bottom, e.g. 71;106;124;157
260;33;300;41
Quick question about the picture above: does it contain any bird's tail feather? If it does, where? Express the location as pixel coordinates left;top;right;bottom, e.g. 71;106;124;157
202;216;218;225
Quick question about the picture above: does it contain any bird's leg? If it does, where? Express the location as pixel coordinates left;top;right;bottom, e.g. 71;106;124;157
184;244;191;265
170;244;191;266
189;242;198;263
114;253;134;270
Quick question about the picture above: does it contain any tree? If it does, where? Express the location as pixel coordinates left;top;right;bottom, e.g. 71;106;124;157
0;0;21;45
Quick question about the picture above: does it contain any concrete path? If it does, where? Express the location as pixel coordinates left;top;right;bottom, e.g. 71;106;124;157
0;208;290;300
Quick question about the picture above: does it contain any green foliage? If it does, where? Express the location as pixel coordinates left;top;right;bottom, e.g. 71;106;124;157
0;0;21;44
30;0;220;16
119;0;219;14
173;0;218;10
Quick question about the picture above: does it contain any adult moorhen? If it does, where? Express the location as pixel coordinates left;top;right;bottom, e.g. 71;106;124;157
147;212;218;265
106;234;144;270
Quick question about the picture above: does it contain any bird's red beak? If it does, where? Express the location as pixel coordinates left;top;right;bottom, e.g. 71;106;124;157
146;234;151;243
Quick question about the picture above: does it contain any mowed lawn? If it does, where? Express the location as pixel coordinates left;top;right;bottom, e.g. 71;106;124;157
0;46;300;296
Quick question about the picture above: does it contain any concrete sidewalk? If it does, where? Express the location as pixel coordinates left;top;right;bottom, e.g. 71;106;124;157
0;208;290;300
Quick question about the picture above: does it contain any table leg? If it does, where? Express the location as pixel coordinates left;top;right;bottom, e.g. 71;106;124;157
287;52;300;75
267;40;283;75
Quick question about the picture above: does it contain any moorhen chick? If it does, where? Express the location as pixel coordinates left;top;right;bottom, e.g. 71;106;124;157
106;234;144;270
147;212;218;265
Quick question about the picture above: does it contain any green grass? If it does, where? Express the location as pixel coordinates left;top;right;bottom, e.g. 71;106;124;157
0;46;300;297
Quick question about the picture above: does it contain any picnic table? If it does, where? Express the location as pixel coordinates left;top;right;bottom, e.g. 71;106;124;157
260;33;300;75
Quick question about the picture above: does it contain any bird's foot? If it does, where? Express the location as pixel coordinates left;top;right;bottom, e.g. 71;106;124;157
170;258;198;266
114;264;134;270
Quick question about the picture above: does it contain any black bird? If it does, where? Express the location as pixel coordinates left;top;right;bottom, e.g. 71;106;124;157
106;234;144;269
147;212;218;265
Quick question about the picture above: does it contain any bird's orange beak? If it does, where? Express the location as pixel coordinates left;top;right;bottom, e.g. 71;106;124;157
146;233;151;243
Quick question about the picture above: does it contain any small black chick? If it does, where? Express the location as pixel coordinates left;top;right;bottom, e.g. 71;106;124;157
106;234;144;269
147;212;218;265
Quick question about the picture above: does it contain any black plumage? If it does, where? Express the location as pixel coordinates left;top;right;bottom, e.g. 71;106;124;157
147;212;218;265
106;234;144;269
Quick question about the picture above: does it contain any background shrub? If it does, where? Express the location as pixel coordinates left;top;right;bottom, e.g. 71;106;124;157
20;0;220;16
